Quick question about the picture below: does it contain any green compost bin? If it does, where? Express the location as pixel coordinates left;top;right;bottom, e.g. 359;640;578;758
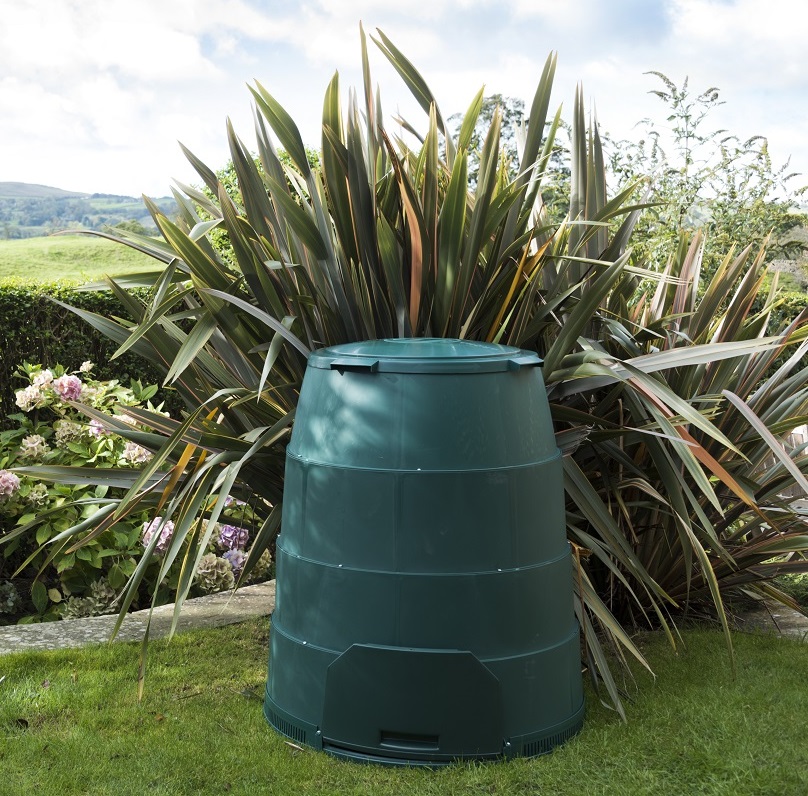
264;338;584;765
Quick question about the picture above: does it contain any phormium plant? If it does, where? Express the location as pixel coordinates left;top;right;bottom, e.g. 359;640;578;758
7;27;808;714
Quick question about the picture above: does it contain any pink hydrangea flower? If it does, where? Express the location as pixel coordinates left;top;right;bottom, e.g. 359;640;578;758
0;470;21;498
53;374;83;401
142;517;175;554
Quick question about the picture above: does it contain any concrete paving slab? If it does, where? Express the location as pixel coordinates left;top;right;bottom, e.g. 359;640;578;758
732;599;808;641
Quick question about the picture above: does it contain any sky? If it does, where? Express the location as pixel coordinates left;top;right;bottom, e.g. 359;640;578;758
2;0;807;199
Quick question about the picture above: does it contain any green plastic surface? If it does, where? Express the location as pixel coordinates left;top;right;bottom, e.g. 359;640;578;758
309;338;542;374
265;338;583;764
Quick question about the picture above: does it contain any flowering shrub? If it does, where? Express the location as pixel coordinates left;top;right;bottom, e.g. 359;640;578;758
60;578;118;620
141;517;176;555
194;553;236;594
0;362;163;622
0;361;274;625
0;579;21;614
0;470;20;498
218;523;250;551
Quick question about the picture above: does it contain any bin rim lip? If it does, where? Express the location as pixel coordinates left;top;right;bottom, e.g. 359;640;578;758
307;338;543;373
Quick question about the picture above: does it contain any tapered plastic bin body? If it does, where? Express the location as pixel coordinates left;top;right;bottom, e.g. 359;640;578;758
264;338;583;765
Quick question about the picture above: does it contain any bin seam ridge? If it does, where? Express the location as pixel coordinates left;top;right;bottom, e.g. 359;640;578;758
285;450;562;473
269;619;580;660
274;543;572;575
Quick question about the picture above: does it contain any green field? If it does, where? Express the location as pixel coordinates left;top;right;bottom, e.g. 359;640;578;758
0;234;160;283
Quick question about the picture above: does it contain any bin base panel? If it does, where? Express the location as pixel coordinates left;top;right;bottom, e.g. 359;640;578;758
263;678;585;766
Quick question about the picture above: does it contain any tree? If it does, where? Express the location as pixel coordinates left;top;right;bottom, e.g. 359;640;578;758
448;93;524;186
604;73;808;277
110;219;149;235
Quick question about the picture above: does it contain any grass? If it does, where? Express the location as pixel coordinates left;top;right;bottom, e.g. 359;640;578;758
1;620;806;796
0;235;160;283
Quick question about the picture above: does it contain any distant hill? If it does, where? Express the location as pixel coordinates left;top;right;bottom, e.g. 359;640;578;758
0;182;87;199
0;182;178;239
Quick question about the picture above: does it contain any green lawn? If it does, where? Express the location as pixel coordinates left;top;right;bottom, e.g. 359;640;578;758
0;235;159;283
1;620;806;796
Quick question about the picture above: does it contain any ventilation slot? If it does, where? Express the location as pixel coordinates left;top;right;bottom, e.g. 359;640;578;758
520;725;580;758
266;709;307;745
380;731;440;751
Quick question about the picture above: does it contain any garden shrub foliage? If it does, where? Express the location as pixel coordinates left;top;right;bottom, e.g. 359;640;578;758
0;363;270;623
5;28;808;713
0;283;177;426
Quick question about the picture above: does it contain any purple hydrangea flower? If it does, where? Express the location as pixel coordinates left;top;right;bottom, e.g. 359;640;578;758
223;549;247;578
53;374;83;401
218;524;250;551
142;517;175;553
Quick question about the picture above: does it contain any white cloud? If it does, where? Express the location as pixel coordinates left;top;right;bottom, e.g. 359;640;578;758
1;0;806;196
511;0;591;24
1;2;214;82
669;0;808;89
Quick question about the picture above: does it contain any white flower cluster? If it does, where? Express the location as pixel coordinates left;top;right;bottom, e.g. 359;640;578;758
18;434;50;462
54;420;84;449
120;442;153;465
26;482;49;508
79;384;102;406
194;552;236;594
15;384;47;412
32;369;54;388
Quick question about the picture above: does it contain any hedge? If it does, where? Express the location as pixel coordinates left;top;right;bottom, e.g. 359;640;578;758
0;282;179;426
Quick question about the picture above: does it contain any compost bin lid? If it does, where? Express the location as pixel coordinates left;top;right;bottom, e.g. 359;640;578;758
308;338;542;374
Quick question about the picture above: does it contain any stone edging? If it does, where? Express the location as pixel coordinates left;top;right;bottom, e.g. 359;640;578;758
0;580;276;655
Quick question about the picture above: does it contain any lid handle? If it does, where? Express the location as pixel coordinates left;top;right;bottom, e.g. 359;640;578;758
329;359;379;374
507;354;543;370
